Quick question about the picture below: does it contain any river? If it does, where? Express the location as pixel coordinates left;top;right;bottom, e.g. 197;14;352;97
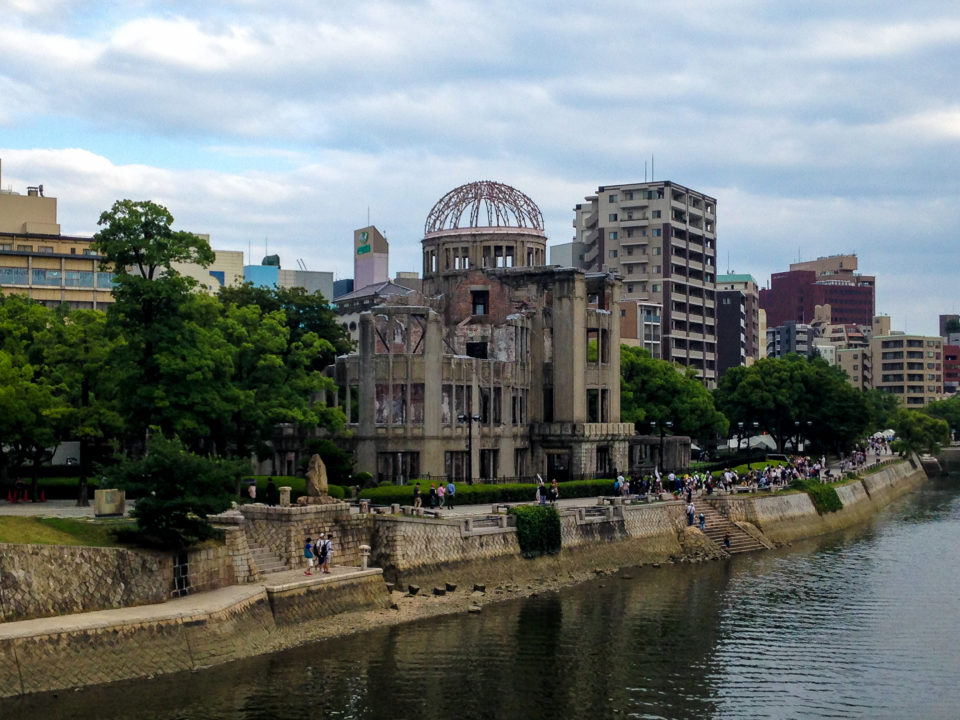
5;477;960;719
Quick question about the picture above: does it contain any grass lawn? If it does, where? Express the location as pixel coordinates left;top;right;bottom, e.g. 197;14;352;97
0;516;133;547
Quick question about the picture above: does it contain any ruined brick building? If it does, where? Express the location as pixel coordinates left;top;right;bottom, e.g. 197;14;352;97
331;181;642;484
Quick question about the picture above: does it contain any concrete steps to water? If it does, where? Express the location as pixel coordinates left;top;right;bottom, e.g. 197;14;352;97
693;502;768;555
249;546;288;575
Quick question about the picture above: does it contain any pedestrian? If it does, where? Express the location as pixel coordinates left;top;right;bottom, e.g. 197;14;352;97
724;533;731;549
429;483;438;508
698;512;705;531
303;537;315;575
616;470;625;496
266;477;277;506
438;482;446;507
446;480;456;508
413;482;422;508
550;479;559;504
686;502;695;526
321;533;333;574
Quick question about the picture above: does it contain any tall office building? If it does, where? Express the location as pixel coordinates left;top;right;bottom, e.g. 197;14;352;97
760;254;875;327
353;226;389;289
573;181;718;384
716;273;760;376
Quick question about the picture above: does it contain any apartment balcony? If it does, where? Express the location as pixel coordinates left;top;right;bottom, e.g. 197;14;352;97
583;244;599;265
583;211;598;229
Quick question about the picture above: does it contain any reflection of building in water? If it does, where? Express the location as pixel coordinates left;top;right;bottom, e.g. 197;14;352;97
331;180;662;484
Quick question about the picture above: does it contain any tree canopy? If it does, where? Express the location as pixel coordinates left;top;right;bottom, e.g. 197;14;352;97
714;354;868;453
620;345;727;444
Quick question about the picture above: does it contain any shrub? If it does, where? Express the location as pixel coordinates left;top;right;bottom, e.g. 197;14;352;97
509;505;561;557
799;479;843;514
358;478;614;506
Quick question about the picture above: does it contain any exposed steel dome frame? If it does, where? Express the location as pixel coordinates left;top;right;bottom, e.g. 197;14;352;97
424;180;545;236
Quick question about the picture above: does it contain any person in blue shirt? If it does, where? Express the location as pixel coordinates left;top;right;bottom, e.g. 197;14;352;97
304;537;315;575
446;481;456;508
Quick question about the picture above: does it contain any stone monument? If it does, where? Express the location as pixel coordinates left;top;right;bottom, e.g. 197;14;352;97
298;453;338;505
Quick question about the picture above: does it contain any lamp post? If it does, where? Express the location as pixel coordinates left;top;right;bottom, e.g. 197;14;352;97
458;413;482;484
737;421;745;450
651;420;673;474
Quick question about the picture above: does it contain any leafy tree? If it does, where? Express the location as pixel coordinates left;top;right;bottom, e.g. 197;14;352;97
92;199;214;280
219;283;352;369
105;434;241;548
714;354;867;453
923;395;960;437
44;308;124;505
890;409;949;457
620;345;727;444
863;388;901;432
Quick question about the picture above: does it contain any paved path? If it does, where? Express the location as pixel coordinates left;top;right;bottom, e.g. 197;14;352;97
0;499;132;518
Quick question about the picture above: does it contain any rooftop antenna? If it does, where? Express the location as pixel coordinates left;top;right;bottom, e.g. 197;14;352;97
644;160;647;183
651;155;655;181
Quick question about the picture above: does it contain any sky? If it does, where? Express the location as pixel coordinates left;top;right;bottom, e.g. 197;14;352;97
1;0;958;335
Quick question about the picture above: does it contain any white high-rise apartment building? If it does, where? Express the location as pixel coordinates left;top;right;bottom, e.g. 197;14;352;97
573;181;718;384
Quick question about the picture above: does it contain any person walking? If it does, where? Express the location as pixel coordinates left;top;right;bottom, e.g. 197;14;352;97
698;512;706;531
686;502;695;526
550;479;559;504
429;483;438;509
321;533;333;574
446;480;456;508
303;537;315;575
413;482;422;508
438;482;446;507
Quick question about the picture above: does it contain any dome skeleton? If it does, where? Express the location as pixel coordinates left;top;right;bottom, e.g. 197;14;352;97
424;180;544;235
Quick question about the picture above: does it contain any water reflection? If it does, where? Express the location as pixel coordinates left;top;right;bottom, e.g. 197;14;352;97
5;478;960;720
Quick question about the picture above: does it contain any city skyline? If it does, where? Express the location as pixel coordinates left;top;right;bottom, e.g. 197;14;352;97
2;1;958;335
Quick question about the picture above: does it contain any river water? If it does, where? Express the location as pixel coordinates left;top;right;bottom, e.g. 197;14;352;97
6;477;960;720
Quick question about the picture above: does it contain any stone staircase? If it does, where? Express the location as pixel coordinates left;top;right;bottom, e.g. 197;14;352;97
695;501;770;555
249;546;288;575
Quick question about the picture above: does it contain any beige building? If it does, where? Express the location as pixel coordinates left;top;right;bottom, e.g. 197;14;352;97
573;181;718;384
0;165;241;307
871;333;943;407
331;181;673;484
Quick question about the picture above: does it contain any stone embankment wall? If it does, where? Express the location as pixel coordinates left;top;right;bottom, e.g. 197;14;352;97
372;500;694;588
0;543;240;623
712;457;926;544
0;571;389;699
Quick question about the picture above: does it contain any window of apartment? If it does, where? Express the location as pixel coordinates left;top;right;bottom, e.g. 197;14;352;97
609;250;618;258
0;244;11;251
626;247;633;256
652;210;661;219
653;265;661;273
466;341;488;359
608;213;618;222
471;289;489;316
654;247;661;255
609;231;618;240
608;194;618;203
652;284;661;292
641;229;648;237
82;249;98;256
653;229;662;237
626;228;634;238
627;284;634;293
16;245;32;252
38;246;54;254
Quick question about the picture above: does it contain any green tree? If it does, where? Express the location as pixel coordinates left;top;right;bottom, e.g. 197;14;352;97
863;388;901;432
105;434;240;548
714;354;867;453
620;345;727;444
890;408;949;457
219;283;352;369
93;200;231;453
923;395;960;438
44;308;124;505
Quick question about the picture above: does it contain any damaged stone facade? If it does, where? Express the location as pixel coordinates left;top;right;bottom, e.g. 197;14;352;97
331;182;636;484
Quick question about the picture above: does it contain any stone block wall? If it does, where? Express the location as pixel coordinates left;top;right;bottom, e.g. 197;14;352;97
0;544;170;623
267;571;391;626
237;503;372;570
171;544;236;598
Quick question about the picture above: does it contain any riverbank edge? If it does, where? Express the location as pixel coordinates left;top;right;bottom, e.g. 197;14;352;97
0;457;930;701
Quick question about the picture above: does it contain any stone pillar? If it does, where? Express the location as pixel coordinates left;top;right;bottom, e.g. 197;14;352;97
279;486;292;506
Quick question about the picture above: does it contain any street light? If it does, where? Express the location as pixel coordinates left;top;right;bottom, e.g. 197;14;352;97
737;421;745;450
651;420;673;474
457;412;482;484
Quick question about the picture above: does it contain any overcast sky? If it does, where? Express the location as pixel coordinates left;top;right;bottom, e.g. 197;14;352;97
2;0;958;334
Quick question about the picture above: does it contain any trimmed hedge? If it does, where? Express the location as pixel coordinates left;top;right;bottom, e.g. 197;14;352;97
358;478;615;506
509;505;561;557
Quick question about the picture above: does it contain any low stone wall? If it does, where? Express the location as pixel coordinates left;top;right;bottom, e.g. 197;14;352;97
0;545;169;623
232;503;372;569
372;500;690;588
0;570;389;699
712;457;927;544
